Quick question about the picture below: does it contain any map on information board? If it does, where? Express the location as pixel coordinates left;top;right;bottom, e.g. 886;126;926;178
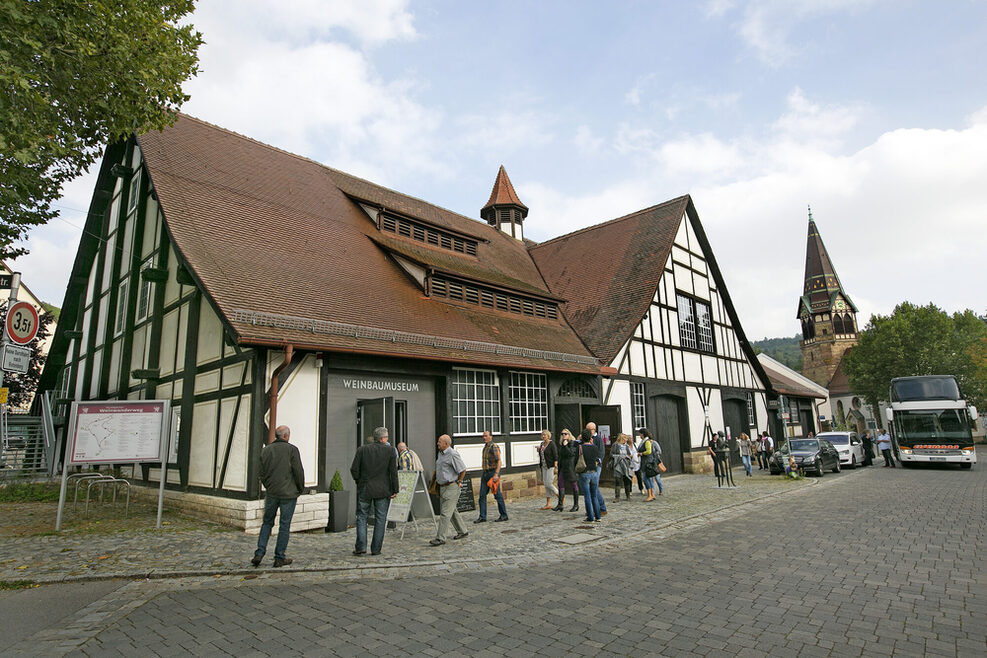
68;400;169;464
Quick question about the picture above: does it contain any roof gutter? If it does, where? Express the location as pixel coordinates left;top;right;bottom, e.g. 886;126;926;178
238;337;603;375
268;343;294;444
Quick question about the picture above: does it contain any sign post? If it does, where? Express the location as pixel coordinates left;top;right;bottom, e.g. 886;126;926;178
0;273;22;460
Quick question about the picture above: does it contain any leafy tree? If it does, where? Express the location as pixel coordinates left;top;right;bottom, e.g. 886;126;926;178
0;0;202;259
0;301;55;408
844;302;987;411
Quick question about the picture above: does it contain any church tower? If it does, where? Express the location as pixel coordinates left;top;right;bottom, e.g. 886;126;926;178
481;165;528;241
798;207;859;387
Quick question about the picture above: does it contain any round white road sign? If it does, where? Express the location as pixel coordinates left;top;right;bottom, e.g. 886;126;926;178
5;301;39;345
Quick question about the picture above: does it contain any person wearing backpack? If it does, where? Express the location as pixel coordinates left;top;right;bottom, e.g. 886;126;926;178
636;428;660;501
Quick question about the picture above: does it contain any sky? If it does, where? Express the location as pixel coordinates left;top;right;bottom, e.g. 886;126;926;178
11;0;987;340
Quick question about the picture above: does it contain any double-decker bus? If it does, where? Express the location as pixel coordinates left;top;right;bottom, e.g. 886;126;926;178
886;375;978;468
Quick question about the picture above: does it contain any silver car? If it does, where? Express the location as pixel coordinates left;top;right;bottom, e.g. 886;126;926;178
816;431;864;468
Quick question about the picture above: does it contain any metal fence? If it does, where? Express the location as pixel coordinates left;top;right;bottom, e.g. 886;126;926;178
0;393;56;479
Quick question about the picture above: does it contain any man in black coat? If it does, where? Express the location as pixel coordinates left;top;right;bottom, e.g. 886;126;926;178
350;426;399;556
252;425;305;568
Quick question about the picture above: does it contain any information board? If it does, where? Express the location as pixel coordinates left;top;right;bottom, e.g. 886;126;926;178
456;476;476;512
67;400;170;464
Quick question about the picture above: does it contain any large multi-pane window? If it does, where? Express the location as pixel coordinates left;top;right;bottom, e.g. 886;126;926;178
453;368;501;435
632;382;647;430
676;293;715;354
509;372;548;433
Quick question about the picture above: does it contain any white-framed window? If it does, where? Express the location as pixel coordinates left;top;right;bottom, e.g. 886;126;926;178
676;293;715;354
114;279;128;335
676;294;696;349
453;368;501;436
508;372;547;433
127;173;140;214
746;391;756;427
137;261;154;322
59;367;72;399
632;381;646;430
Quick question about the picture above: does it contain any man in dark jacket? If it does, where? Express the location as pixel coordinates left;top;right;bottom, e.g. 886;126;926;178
252;425;305;568
350;426;399;556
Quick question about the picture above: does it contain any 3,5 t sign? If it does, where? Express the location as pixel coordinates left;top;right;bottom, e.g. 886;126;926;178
5;301;39;345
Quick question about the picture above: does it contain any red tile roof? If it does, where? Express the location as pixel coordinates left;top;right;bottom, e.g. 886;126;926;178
828;349;852;395
481;165;528;212
137;115;597;373
528;197;690;364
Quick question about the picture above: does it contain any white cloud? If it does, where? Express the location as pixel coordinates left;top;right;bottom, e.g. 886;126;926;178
524;98;987;338
721;0;884;65
456;110;555;154
197;0;417;46
573;125;605;155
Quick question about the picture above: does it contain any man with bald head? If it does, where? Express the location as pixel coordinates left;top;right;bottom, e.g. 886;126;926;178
430;434;468;546
252;425;305;568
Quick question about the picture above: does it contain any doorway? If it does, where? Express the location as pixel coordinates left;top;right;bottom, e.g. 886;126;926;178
653;396;686;474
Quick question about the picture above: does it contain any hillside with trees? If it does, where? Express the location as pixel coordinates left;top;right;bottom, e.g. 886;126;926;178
751;335;803;372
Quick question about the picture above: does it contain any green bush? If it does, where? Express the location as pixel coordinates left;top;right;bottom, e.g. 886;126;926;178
0;481;61;502
329;470;344;491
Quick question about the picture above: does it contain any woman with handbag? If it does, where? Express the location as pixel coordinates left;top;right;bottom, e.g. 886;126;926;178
637;429;659;501
576;429;601;522
555;429;579;512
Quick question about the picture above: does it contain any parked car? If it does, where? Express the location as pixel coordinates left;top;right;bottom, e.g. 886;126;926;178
769;437;841;476
816;431;864;468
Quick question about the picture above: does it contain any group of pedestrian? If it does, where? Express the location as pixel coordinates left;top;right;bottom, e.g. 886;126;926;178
755;431;775;470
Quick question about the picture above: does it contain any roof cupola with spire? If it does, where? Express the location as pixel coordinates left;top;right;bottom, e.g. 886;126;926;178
797;206;859;387
481;165;529;241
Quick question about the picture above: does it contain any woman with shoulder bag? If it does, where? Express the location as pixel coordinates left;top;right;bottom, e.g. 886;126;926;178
637;429;657;501
640;428;665;497
576;429;601;522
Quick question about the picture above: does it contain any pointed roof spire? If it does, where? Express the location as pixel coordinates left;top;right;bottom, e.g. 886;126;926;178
798;208;857;316
482;165;528;213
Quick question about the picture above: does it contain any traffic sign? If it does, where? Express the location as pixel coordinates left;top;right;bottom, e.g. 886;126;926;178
5;301;39;345
1;344;31;374
0;274;11;289
0;387;7;404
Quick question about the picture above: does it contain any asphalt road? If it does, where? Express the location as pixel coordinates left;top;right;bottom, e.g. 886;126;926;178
5;458;985;657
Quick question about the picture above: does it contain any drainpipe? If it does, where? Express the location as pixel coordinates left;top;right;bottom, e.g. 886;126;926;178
268;344;294;444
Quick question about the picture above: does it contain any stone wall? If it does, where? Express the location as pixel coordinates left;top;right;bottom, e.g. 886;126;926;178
801;335;857;387
683;449;714;474
131;485;329;532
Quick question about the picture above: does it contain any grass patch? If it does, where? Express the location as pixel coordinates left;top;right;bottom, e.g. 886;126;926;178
0;580;39;590
0;482;61;502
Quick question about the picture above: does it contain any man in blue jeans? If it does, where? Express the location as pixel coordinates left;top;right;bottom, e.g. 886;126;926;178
475;430;508;523
252;425;305;568
351;426;399;555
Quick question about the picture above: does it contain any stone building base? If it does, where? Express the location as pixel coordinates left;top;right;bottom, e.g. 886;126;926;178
467;470;546;503
683;450;714;474
131;485;329;532
130;472;549;533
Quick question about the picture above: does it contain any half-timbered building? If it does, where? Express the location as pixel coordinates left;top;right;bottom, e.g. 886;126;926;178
40;114;775;528
529;197;772;473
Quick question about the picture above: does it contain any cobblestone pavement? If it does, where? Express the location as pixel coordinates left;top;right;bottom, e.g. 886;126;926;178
1;469;808;583
5;454;985;657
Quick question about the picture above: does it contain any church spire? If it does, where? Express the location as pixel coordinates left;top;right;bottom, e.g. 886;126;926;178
797;207;859;387
481;165;528;241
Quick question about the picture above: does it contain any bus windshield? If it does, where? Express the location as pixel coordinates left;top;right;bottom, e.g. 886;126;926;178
895;409;971;441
